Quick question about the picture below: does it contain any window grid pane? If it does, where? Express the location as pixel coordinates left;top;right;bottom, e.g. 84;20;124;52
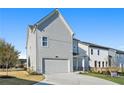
42;37;48;46
43;37;47;41
43;42;47;46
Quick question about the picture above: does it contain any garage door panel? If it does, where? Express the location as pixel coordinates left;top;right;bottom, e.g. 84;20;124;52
44;59;69;74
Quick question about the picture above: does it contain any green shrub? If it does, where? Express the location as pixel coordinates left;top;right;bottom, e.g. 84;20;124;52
118;72;124;76
79;72;82;74
27;69;42;75
101;71;110;75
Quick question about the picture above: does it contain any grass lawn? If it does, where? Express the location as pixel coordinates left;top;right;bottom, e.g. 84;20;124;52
81;72;124;85
0;71;44;85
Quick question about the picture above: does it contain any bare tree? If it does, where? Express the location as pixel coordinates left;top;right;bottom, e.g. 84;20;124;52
0;38;20;76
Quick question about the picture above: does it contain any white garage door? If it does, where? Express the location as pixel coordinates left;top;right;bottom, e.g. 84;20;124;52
44;59;69;74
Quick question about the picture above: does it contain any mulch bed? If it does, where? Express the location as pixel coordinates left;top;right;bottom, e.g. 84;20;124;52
0;75;15;79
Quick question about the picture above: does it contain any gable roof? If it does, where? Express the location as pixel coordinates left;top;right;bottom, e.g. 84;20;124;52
73;38;124;54
33;9;74;35
35;9;59;31
26;9;74;48
116;50;124;54
74;38;110;50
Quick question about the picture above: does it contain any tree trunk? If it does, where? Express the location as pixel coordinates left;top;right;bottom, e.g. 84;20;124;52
2;65;4;71
6;61;8;76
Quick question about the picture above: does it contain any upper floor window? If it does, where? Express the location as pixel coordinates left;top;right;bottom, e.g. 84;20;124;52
41;37;48;47
98;50;100;55
91;49;93;55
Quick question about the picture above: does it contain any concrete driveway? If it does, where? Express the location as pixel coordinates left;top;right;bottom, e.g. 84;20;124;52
35;73;118;85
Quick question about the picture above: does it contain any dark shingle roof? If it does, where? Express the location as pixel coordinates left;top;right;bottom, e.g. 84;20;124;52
34;9;59;31
73;38;124;54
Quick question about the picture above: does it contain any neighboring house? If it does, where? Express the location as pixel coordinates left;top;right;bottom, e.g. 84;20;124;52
15;59;27;68
26;9;124;74
19;59;27;67
116;51;124;72
73;39;124;72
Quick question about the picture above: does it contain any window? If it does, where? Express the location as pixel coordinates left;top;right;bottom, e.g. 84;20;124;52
91;49;93;55
42;37;48;47
102;61;104;68
106;61;108;67
108;56;112;67
94;61;97;68
98;61;101;68
98;50;100;55
109;62;111;67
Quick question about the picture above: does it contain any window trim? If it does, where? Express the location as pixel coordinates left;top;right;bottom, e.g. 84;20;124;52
41;36;48;47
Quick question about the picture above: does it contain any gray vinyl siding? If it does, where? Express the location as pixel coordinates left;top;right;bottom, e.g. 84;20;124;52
36;14;73;73
26;27;37;72
108;49;120;67
26;10;124;74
